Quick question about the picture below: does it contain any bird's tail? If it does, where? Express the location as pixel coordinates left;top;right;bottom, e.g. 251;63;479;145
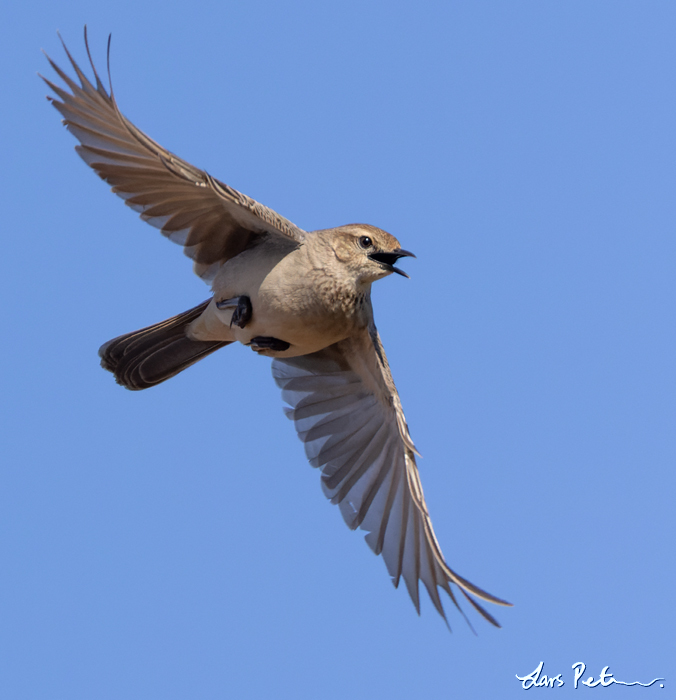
99;299;231;390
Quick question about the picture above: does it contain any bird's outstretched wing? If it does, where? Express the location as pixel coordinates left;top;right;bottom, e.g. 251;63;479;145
41;31;306;282
272;327;511;628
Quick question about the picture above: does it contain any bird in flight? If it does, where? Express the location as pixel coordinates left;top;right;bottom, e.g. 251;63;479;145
42;30;511;630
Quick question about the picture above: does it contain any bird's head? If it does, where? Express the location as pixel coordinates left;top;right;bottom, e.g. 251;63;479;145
331;224;415;286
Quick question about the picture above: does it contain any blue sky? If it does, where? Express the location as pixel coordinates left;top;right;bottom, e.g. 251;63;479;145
2;2;674;698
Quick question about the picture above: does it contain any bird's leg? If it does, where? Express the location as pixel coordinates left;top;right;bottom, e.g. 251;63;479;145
248;336;291;352
216;295;253;329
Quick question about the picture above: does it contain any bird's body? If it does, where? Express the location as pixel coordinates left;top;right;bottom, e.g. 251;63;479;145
192;228;373;357
43;31;511;629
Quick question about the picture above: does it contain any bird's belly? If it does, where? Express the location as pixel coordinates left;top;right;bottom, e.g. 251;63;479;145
231;299;352;357
215;264;356;358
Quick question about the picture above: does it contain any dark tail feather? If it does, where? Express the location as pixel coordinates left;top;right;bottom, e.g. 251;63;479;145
99;299;231;390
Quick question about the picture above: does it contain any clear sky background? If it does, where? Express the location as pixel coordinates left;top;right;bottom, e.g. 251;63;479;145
1;2;674;698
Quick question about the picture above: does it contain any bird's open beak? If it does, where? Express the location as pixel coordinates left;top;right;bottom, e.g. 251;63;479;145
368;248;416;278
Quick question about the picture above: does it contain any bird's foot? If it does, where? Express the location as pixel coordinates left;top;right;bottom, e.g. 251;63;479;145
248;336;290;352
216;295;252;329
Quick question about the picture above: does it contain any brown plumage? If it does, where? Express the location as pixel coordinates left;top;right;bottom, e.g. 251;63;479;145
43;29;511;630
99;300;230;390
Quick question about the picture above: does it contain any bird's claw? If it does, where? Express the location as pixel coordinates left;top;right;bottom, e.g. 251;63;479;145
248;336;290;352
216;295;252;329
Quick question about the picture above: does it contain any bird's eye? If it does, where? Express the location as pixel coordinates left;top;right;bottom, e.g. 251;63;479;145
359;236;373;249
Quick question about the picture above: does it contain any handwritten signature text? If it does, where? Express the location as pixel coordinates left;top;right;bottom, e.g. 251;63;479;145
515;661;664;689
